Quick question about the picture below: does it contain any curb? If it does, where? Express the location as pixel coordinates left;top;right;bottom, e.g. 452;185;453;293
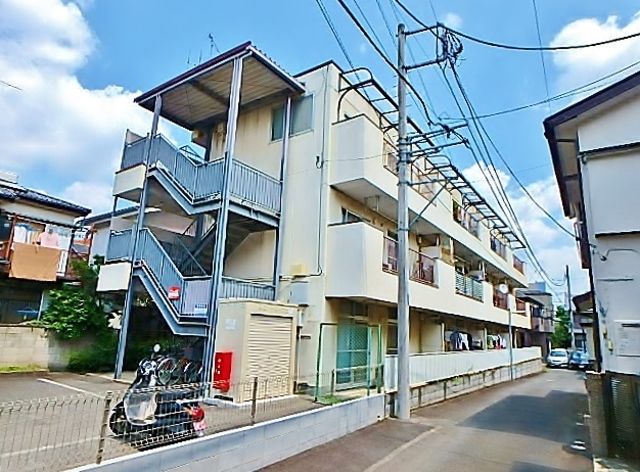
0;369;49;377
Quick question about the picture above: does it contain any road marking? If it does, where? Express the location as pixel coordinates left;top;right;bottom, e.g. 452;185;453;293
37;378;103;398
0;436;100;459
363;425;441;472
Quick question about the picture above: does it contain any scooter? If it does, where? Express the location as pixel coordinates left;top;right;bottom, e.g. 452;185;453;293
108;344;207;447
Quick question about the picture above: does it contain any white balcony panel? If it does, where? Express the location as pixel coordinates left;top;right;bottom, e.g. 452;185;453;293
97;262;132;292
330;115;527;286
113;164;145;201
326;222;530;328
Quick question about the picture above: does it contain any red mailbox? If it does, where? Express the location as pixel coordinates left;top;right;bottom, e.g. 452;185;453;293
213;351;232;391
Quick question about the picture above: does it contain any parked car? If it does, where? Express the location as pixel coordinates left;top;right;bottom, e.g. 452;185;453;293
547;349;569;368
568;350;594;370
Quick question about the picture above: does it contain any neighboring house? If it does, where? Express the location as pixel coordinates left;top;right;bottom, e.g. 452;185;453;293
0;171;91;324
516;282;554;358
572;291;595;357
545;70;640;460
97;43;532;393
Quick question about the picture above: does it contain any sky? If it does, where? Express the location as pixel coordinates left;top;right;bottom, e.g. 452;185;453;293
2;0;640;300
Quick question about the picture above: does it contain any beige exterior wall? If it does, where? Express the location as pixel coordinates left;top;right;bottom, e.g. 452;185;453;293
2;201;78;226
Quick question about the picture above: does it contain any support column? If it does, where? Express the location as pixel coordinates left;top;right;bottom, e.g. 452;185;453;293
201;56;245;385
273;96;293;296
114;95;163;379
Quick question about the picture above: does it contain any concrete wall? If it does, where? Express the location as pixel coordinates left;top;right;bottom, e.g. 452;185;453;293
0;325;90;370
73;394;385;472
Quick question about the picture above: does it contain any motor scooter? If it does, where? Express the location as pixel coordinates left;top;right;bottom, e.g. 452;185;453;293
108;344;206;447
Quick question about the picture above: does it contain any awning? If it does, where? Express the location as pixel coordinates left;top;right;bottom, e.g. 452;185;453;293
135;42;305;131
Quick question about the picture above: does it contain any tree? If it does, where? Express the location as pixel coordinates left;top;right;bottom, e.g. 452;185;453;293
36;259;109;340
551;305;572;348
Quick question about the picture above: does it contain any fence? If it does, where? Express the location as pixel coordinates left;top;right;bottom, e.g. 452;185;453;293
455;272;483;301
384;347;542;390
0;370;369;472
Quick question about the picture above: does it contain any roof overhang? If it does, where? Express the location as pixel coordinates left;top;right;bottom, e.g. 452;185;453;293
134;43;305;131
544;69;640;218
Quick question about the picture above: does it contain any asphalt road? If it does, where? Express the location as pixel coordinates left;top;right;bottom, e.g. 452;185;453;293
263;369;592;472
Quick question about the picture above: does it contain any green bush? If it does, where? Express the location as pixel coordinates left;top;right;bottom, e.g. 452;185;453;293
67;334;117;373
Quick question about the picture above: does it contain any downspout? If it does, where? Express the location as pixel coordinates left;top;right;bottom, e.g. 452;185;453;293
576;149;603;372
315;66;332;275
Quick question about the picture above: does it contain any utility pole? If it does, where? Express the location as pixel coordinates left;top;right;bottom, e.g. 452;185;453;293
396;23;411;420
566;265;576;350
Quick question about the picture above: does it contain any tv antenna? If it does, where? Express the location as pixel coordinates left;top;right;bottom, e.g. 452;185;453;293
208;34;220;56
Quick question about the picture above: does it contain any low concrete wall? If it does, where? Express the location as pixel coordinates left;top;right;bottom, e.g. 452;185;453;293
71;394;385;472
387;358;543;415
0;325;87;370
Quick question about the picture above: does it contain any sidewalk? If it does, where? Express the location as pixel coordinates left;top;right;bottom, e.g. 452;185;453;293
263;369;592;472
85;371;135;385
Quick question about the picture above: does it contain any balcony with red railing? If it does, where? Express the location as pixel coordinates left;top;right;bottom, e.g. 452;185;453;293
493;287;509;310
515;299;526;312
383;237;437;285
513;255;525;274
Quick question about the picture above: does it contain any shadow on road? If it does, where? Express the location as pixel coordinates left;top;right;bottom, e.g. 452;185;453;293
461;390;587;444
510;462;572;472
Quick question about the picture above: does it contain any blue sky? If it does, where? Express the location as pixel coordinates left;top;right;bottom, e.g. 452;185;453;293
3;0;640;297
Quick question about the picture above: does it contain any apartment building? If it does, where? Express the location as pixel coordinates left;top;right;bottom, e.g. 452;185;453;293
545;69;640;459
97;43;531;390
516;282;554;358
0;171;91;324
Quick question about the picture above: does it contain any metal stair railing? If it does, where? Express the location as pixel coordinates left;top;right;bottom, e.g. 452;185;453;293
120;134;281;213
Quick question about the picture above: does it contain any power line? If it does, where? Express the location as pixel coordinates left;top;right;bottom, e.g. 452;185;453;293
531;0;551;113
395;0;640;52
0;79;21;91
314;0;359;73
334;0;437;126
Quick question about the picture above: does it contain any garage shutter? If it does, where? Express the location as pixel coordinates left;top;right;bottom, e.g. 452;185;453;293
246;314;293;398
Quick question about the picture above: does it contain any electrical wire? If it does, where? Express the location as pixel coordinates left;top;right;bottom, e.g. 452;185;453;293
395;0;640;52
442;63;566;286
0;79;21;91
314;0;359;75
335;0;437;126
531;0;551;113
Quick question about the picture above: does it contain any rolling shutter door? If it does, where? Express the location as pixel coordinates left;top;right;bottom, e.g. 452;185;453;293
246;314;293;398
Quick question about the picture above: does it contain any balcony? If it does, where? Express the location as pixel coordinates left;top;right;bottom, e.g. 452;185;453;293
515;299;526;312
493;287;509;310
453;202;480;238
383;237;437;285
490;237;507;259
513;255;525;274
455;273;483;301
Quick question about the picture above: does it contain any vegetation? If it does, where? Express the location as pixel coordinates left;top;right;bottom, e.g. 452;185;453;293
0;364;45;373
551;306;572;348
36;259;110;340
317;394;349;406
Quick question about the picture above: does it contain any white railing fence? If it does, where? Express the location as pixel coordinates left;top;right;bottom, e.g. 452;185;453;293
384;347;542;390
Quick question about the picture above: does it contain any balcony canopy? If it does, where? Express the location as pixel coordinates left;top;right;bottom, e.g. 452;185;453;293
135;42;305;131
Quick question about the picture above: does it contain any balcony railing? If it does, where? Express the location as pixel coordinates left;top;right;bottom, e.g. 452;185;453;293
121;134;281;214
513;255;525;274
515;299;526;312
383;237;437;285
453;202;480;238
106;229;133;261
493;287;509;310
455;273;483;301
384;153;435;200
410;249;436;285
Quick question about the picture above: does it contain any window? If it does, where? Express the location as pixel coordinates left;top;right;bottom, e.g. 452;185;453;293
341;208;368;224
271;95;313;141
387;308;398;354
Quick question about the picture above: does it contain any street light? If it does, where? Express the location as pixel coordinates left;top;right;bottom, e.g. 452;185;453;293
498;283;514;381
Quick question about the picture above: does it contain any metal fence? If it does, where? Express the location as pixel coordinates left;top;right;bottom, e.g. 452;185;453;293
605;372;640;461
0;370;370;472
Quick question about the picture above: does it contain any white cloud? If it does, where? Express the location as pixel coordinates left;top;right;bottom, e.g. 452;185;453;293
0;0;153;215
443;13;463;30
551;11;640;91
462;163;588;296
61;180;113;214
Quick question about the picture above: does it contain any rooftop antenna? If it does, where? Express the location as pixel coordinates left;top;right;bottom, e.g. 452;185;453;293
208;34;220;56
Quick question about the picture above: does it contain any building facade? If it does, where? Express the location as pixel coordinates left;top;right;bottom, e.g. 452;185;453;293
97;44;533;390
0;171;91;324
545;70;640;460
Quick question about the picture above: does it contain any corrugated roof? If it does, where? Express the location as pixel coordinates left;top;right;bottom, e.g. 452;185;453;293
0;184;91;216
83;206;137;225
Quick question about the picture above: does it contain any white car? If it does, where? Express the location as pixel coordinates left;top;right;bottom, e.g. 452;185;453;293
547;349;569;368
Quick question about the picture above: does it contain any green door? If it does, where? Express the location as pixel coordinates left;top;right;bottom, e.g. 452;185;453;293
336;323;370;387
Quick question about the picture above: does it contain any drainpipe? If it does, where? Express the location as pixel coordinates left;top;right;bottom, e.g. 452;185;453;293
114;95;162;379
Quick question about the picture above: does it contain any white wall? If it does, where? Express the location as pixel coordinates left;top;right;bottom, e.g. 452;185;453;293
2;201;78;226
577;94;640;375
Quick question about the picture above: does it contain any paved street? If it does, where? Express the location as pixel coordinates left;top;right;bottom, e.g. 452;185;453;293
264;369;592;472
